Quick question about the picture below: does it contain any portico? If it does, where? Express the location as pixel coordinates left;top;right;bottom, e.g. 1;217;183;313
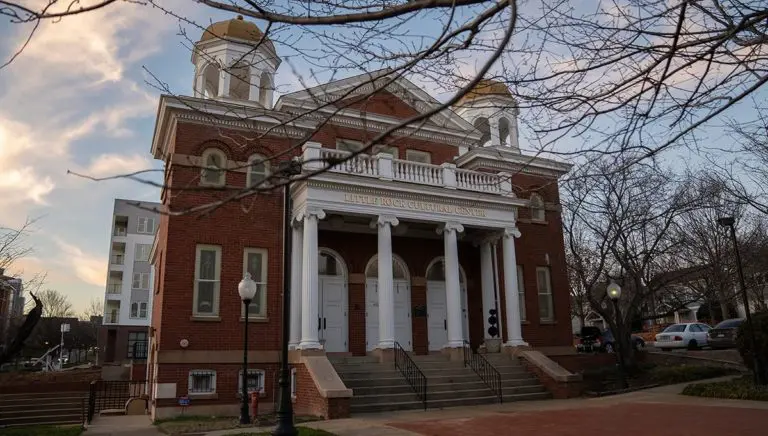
288;142;530;358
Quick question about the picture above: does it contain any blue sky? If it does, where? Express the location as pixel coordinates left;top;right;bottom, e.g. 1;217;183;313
0;1;763;313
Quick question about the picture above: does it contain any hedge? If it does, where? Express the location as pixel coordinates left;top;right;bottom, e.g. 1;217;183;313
682;376;768;401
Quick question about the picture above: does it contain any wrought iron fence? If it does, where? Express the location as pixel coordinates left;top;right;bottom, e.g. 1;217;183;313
462;341;502;403
88;379;147;422
393;341;427;410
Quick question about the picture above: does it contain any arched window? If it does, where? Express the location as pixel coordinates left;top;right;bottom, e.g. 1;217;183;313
200;63;220;98
530;193;545;222
425;257;467;284
473;117;491;146
246;154;269;187
365;255;408;280
499;117;510;147
200;148;226;186
259;71;273;107
319;249;346;277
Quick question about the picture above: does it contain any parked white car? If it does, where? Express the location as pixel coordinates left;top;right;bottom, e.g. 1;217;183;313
654;323;712;350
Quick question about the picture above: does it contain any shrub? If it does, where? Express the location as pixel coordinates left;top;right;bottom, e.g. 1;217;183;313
735;310;768;372
647;365;733;385
682;376;768;401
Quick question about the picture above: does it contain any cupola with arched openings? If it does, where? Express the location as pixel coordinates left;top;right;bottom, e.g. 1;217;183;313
453;79;520;152
191;16;281;108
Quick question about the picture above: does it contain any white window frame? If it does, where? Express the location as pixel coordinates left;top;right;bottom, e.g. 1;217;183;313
238;369;266;396
530;194;546;222
135;243;152;262
246;154;270;188
188;370;217;395
200;148;227;187
536;267;554;322
291;367;297;399
137;217;155;234
405;149;432;164
194;245;222;317
139;302;148;319
517;265;526;321
132;272;150;290
242;248;268;319
336;139;365;153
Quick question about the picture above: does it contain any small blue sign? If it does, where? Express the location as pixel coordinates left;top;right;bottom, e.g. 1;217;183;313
178;396;190;407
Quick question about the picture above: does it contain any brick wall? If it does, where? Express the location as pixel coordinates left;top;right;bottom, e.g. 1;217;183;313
293;363;349;419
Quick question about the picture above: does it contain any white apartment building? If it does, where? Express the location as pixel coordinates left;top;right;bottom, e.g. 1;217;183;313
100;199;160;363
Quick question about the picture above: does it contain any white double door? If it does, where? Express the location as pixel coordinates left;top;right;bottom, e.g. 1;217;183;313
426;281;469;351
318;276;347;353
365;279;413;351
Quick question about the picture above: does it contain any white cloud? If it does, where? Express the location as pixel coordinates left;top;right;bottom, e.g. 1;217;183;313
86;153;153;178
54;238;107;288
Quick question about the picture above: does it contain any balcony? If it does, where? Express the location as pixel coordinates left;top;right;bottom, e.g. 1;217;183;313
106;283;122;294
105;312;120;324
113;227;127;237
303;143;512;195
110;254;125;265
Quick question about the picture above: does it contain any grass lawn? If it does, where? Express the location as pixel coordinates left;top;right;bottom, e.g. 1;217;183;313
154;414;322;435
0;425;82;436
230;428;336;436
682;376;768;401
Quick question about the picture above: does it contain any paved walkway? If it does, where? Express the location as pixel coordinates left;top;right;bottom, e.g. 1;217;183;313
86;415;163;435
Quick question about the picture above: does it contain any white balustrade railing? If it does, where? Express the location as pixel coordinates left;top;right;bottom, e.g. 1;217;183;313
304;142;511;195
392;160;444;185
456;169;502;194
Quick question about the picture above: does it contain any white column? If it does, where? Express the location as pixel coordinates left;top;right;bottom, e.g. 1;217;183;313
289;219;303;350
502;227;528;347
441;222;465;348
489;118;501;147
480;240;495;340
299;208;325;349
248;67;261;102
217;58;231;98
376;215;399;349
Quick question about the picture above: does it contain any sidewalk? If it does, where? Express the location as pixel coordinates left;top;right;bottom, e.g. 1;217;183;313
86;415;163;436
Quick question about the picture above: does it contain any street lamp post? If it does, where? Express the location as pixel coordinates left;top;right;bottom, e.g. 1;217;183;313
607;281;629;389
274;159;302;436
238;273;258;425
717;216;767;385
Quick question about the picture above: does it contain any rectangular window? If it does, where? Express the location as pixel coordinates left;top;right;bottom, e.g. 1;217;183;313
188;370;216;394
243;248;268;318
194;245;221;317
374;145;399;159
139;302;148;318
537;267;554;322
336;139;365;153
137;217;155;234
132;273;150;290
405;149;432;164
237;369;265;396
127;332;147;358
130;302;139;318
135;244;152;262
517;265;526;321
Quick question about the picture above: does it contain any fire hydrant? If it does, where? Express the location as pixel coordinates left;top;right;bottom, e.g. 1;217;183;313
250;391;259;420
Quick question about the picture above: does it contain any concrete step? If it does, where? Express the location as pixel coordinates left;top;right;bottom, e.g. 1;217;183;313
343;371;533;388
351;391;550;414
0;413;83;426
0;393;88;403
351;377;541;396
0;403;84;414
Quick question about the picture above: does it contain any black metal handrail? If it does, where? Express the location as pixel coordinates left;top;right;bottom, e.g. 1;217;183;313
462;340;502;404
87;381;96;424
393;342;427;410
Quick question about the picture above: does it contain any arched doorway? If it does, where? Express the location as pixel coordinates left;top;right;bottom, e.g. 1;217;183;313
318;248;348;353
426;257;469;351
365;255;413;351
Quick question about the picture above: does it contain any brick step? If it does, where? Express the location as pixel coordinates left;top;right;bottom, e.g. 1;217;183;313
351;391;550;414
351;377;541;396
0;414;83;426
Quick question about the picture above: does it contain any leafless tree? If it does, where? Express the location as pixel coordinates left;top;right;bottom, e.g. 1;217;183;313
0;218;36;272
80;297;103;322
564;156;709;365
0;1;764;215
37;288;74;318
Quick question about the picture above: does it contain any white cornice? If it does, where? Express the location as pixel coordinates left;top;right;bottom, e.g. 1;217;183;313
456;146;572;179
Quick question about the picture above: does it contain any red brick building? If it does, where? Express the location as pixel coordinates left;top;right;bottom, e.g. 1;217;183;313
146;17;572;420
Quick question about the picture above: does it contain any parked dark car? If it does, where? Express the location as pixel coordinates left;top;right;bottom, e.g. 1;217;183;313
576;326;645;353
707;318;744;349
